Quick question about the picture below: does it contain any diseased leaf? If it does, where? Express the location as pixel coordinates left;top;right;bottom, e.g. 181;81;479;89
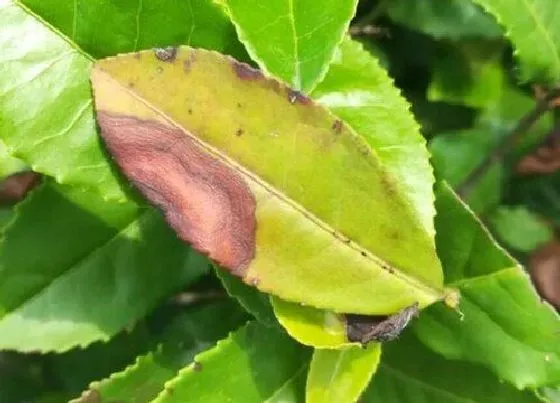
273;38;448;347
215;267;278;327
363;331;543;403
472;0;560;84
387;0;502;39
0;182;209;351
91;46;450;315
413;183;560;389
313;38;436;239
306;344;381;403
21;0;245;59
72;301;248;403
218;0;359;91
153;321;311;402
0;0;125;200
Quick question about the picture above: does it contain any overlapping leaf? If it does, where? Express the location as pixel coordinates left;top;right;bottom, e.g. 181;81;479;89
472;0;560;84
363;332;542;402
72;301;248;403
217;0;358;91
153;321;310;402
306;344;381;403
413;183;560;389
0;182;209;351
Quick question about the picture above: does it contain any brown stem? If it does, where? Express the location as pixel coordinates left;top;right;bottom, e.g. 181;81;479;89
457;89;560;198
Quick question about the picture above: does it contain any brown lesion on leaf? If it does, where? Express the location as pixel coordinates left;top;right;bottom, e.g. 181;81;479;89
183;52;196;73
231;60;263;80
235;128;244;137
332;119;343;134
345;302;419;345
97;112;257;275
287;89;311;105
154;46;178;62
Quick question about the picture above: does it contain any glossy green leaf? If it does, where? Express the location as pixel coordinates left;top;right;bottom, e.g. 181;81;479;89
387;0;502;39
218;0;358;91
428;42;506;109
0;182;209;351
429;128;504;214
472;0;560;84
489;205;553;252
0;0;125;200
92;46;449;315
0;139;26;178
21;0;245;59
72;301;248;403
306;344;381;403
215;267;278;327
414;183;560;389
153;321;311;402
363;331;543;403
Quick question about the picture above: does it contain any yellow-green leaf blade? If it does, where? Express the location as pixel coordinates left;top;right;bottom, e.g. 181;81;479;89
306;344;381;403
92;47;447;315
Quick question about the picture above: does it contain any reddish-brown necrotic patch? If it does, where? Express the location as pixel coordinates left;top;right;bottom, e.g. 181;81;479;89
97;112;257;274
231;60;263;80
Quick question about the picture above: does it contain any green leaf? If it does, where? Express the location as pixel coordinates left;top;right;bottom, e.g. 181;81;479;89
72;301;248;403
313;38;436;239
428;41;506;109
272;38;449;347
0;139;26;178
472;0;560;84
215;267;278;327
92;46;449;315
429;128;504;214
21;0;245;59
306;344;381;403
271;297;350;348
0;182;209;351
362;331;543;403
489;205;553;252
218;0;358;91
386;0;502;39
153;321;311;402
413;183;560;389
0;0;125;200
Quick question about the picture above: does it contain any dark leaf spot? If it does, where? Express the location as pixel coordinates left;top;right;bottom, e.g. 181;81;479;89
154;46;178;62
183;53;196;73
360;251;367;257
97;112;257;276
188;108;193;115
332;119;343;134
235;128;244;137
287;89;311;105
346;303;419;345
231;60;263;80
193;361;203;372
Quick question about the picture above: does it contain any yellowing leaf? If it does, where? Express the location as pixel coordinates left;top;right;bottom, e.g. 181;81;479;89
91;46;449;315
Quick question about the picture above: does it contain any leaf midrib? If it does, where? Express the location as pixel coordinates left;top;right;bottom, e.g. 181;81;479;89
95;67;444;306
